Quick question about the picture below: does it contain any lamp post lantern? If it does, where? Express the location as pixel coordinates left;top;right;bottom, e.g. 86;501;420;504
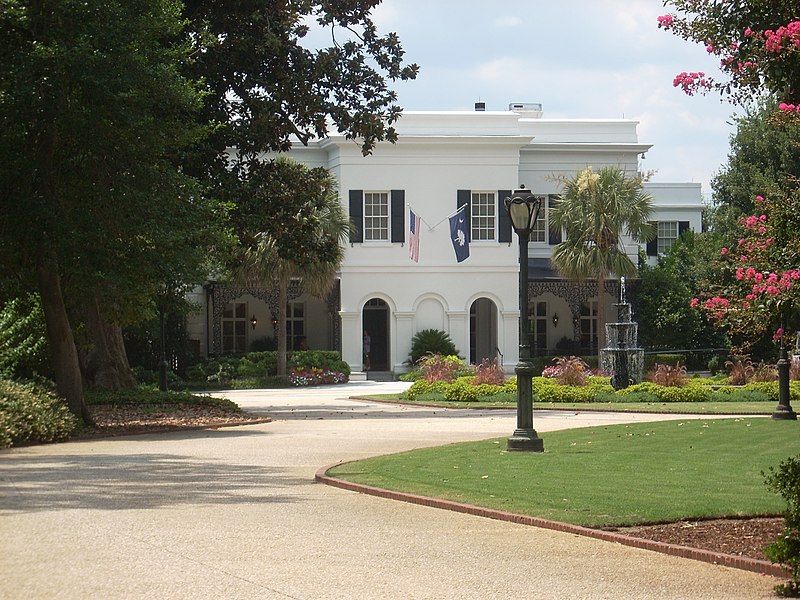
505;186;544;452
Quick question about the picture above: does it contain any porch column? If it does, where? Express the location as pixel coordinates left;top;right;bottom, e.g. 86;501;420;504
339;311;362;375
446;310;469;363
500;309;520;372
394;312;415;373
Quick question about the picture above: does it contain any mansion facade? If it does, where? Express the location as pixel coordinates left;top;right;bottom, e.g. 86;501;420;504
186;104;703;377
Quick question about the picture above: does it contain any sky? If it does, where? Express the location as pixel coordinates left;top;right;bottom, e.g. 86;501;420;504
353;0;743;201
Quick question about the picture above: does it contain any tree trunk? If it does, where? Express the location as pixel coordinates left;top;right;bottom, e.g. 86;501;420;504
37;261;94;425
79;297;137;390
277;279;288;377
597;272;607;363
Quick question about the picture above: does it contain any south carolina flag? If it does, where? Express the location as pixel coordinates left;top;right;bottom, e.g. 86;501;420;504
409;208;421;262
449;210;470;263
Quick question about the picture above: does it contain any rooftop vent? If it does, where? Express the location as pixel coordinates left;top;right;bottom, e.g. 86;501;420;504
474;101;486;111
509;102;543;117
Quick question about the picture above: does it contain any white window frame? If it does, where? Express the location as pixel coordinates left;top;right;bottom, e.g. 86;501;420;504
363;191;389;242
657;221;678;254
580;300;598;353
470;191;496;241
531;195;547;243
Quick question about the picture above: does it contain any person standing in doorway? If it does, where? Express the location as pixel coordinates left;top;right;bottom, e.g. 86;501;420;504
363;330;371;371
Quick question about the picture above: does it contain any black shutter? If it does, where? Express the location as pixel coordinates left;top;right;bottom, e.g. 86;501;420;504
457;190;471;242
646;221;658;256
548;195;562;245
498;190;512;243
349;190;363;243
678;221;690;237
390;190;405;243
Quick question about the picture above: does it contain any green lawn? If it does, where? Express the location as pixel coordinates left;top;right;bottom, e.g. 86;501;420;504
328;417;800;527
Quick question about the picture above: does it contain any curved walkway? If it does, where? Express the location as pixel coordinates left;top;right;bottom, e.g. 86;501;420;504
0;382;779;599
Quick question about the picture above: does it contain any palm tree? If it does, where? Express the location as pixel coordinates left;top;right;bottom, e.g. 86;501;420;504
237;157;351;376
549;166;655;359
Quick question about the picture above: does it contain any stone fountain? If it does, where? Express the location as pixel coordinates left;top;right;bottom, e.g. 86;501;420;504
600;277;644;389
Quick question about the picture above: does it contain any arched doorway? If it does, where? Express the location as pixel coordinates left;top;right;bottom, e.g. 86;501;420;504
469;297;498;365
362;298;390;371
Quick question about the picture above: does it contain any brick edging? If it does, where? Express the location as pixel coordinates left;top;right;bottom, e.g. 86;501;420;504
315;462;788;579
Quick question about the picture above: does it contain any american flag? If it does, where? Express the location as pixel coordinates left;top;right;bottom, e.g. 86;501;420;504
409;208;421;262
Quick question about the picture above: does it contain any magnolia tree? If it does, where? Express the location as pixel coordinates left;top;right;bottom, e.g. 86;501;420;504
659;1;800;350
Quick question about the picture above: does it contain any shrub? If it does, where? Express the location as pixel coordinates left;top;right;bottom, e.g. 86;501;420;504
644;353;685;371
617;381;711;402
0;295;52;380
726;355;755;385
646;362;688;387
418;354;470;383
544;356;591;386
751;360;777;382
409;329;459;365
764;456;800;596
792;357;800;381
0;380;79;448
473;358;505;385
405;379;448;401
443;378;481;402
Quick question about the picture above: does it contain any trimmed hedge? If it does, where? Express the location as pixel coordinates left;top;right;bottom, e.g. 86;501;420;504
0;379;79;448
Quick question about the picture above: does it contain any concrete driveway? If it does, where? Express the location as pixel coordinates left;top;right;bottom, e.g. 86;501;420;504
0;382;778;599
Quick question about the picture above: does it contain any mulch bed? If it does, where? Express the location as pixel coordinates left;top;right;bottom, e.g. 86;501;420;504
606;517;784;561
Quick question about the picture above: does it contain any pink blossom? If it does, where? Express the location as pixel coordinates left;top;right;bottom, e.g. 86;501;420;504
690;297;699;308
744;27;753;37
774;328;785;342
720;247;728;255
657;14;674;28
755;195;764;202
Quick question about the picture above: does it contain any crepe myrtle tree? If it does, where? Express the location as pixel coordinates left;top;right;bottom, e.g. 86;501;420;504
658;1;800;112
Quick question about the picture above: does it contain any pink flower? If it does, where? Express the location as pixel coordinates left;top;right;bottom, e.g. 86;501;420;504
744;27;753;37
755;195;764;203
720;247;728;255
690;298;699;308
774;328;785;342
657;14;674;28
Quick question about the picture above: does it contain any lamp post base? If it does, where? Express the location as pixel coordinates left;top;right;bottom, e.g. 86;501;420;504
772;405;797;420
507;429;544;452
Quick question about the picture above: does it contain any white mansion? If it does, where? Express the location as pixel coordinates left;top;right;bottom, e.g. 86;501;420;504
186;103;703;377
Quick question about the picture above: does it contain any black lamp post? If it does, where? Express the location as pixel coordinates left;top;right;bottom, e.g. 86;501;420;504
773;306;796;420
505;186;544;452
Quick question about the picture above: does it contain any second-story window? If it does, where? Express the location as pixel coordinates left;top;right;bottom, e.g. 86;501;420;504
471;192;496;241
657;221;678;254
531;195;547;243
363;192;389;241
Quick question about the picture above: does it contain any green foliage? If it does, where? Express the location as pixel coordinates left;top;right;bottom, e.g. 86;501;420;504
644;354;686;370
617;380;711;402
764;455;800;596
408;329;460;365
0;294;52;379
0;379;79;448
443;378;482;402
542;356;592;386
84;387;241;411
534;378;615;403
405;379;449;401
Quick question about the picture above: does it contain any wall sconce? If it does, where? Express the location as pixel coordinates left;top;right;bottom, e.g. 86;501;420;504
552;313;559;328
250;315;258;330
271;316;279;329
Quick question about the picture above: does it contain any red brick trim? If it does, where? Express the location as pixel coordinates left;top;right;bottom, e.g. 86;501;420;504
316;462;788;579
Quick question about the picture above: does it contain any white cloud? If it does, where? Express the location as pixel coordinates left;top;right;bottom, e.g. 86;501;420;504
494;15;523;29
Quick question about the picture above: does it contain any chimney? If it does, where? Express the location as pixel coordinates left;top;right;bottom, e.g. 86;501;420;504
474;101;486;112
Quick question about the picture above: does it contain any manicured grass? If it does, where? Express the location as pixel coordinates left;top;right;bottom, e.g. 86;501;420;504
328;417;800;527
360;392;775;414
